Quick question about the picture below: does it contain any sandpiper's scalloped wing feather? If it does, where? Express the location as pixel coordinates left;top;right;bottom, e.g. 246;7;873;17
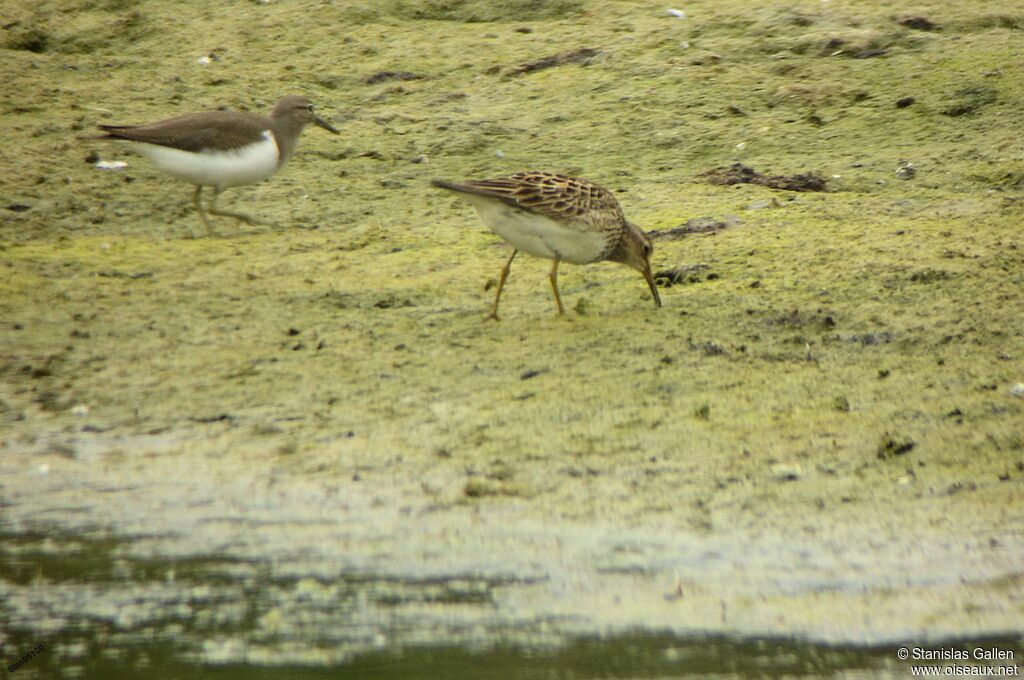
98;111;273;153
432;172;625;227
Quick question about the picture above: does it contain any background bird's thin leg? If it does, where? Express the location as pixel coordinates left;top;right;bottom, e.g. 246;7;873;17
488;250;517;321
207;187;261;226
549;254;565;315
191;186;212;238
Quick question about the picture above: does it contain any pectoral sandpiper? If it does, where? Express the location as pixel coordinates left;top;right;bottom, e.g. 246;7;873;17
433;171;662;319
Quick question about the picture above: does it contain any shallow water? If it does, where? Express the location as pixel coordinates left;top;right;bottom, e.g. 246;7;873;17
5;528;1014;679
2;428;1022;677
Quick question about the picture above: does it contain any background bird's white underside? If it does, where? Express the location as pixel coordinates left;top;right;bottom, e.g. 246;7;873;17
467;197;607;264
127;132;280;188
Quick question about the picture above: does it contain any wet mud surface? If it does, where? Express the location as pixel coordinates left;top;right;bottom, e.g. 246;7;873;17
2;0;1024;677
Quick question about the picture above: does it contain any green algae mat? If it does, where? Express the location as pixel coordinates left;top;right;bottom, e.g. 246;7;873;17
1;0;1022;677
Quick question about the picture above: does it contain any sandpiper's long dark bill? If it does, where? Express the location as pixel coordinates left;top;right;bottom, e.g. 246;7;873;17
94;95;338;236
433;172;662;319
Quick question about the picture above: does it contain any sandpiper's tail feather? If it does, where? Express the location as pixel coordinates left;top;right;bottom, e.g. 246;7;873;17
431;178;475;193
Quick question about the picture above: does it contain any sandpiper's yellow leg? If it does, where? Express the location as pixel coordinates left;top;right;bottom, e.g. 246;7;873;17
191;185;212;238
207;187;261;226
488;249;517;321
548;254;565;315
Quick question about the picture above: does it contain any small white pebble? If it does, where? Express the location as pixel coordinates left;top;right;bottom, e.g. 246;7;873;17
94;160;127;170
666;8;685;18
771;463;803;481
70;404;90;416
494;149;505;158
197;54;214;66
37;464;50;476
895;162;916;180
679;40;690;49
735;142;746;151
1010;383;1024;397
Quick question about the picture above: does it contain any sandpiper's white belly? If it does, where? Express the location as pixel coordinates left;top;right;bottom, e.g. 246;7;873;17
467;198;608;264
129;131;280;188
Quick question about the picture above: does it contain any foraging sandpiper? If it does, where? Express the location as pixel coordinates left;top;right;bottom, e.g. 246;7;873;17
94;95;338;236
433;171;662;319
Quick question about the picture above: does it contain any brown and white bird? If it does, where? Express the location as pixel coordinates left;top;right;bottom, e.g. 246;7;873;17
433;172;662;319
94;95;338;236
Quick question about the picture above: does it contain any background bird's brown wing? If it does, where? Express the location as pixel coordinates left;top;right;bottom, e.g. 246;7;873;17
98;111;272;153
432;172;624;224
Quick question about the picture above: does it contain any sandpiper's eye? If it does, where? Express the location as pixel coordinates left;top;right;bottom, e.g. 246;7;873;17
307;104;315;112
643;242;652;257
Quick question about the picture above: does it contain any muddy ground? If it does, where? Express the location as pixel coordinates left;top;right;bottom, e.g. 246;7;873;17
1;0;1023;677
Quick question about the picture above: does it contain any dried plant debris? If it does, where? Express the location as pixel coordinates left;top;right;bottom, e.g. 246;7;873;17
819;37;889;59
702;163;828;192
648;216;739;240
898;16;939;31
877;433;916;459
941;86;998;117
364;71;425;85
3;25;51;53
507;47;600;76
654;264;713;287
764;308;837;329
